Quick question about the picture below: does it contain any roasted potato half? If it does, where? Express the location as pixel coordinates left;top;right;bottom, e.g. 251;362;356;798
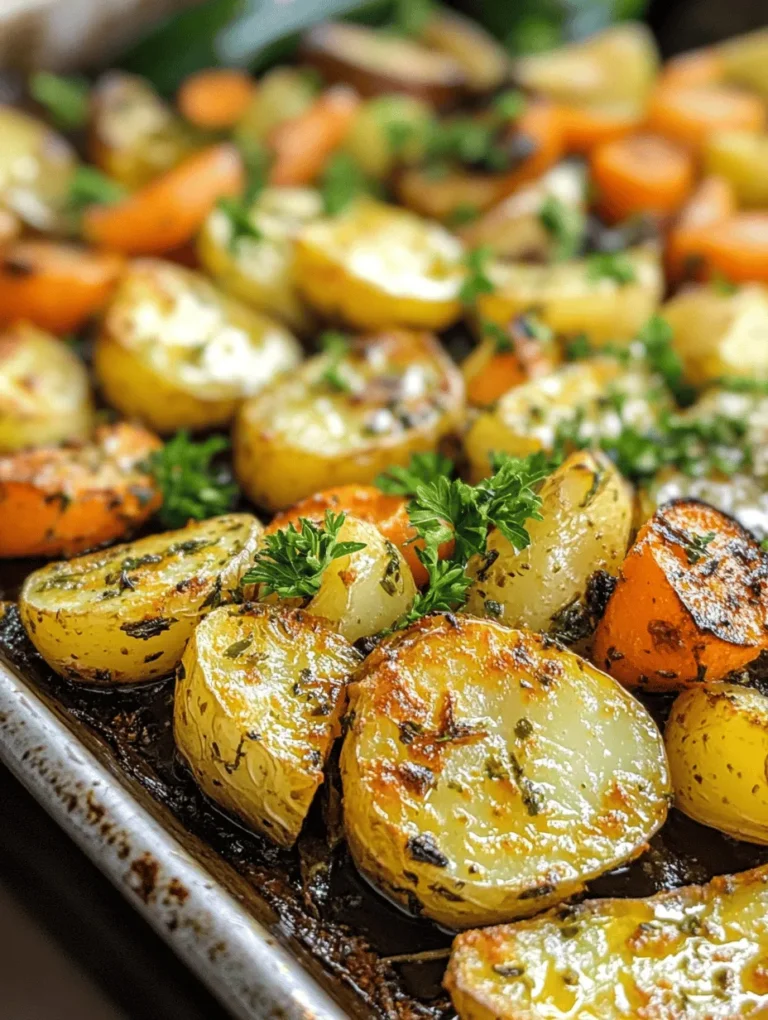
477;245;663;345
420;9;511;93
293;199;465;331
593;499;768;689
341;616;670;929
19;514;261;685
445;863;768;1020
197;187;324;332
0;323;94;453
0;422;160;558
94;259;302;434
666;684;768;844
705;130;768;207
174;604;359;847
233;329;464;511
465;451;632;635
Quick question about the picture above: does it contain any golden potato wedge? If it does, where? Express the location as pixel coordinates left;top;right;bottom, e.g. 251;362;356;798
664;283;768;386
720;27;768;100
233;329;464;511
343;95;432;180
666;684;768;844
0;323;94;453
89;72;199;189
293;198;465;331
19;514;261;685
93;259;302;434
197;187;323;332
445;863;768;1019
477;245;663;345
174;603;359;847
0;105;76;232
465;451;632;635
705;131;768;207
341;616;670;929
420;9;511;93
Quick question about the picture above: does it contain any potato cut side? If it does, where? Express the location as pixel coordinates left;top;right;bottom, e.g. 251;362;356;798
19;514;261;684
233;328;464;511
341;615;669;929
0;322;94;453
666;684;768;844
445;863;768;1020
465;451;632;636
175;604;360;847
293;198;465;331
94;258;302;433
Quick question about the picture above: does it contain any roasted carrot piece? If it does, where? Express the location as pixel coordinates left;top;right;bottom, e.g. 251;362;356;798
659;48;724;88
557;103;642;154
666;175;736;281
0;242;124;333
590;132;695;223
695;212;768;283
268;86;360;187
592;500;768;689
464;325;559;408
0;422;161;558
266;484;453;587
498;99;563;194
177;68;254;129
83;144;244;255
647;83;766;151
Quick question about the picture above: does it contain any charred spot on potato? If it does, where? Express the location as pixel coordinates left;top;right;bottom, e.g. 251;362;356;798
406;833;449;867
120;616;176;640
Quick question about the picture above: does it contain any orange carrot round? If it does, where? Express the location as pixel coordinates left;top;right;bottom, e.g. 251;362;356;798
696;212;768;283
666;175;736;281
0;422;161;558
592;500;768;689
0;242;124;333
590;132;695;223
177;68;254;129
647;83;766;151
557;103;642;154
465;328;558;408
83;144;244;255
498;100;563;194
268;86;360;187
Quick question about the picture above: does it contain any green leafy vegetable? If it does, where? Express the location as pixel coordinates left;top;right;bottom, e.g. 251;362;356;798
539;194;584;262
146;432;238;528
241;510;366;598
637;315;694;406
460;245;496;305
483;320;515;353
375;452;454;496
716;377;768;395
493;89;527;122
424;118;511;174
217;197;263;249
318;331;352;393
67;167;126;213
29;72;90;130
448;203;481;228
320;152;369;215
587;251;637;285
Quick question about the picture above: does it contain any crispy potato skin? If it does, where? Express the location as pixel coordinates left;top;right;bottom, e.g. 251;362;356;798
593;499;768;689
94;259;302;434
445;864;768;1020
19;514;261;685
0;322;94;453
341;615;669;929
466;451;632;633
174;604;360;847
0;422;161;558
666;684;768;844
233;329;464;511
293;199;465;331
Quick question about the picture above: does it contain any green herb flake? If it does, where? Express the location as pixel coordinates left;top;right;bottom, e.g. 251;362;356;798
460;245;496;305
483;320;515;353
587;251;637;285
318;330;352;393
493;90;527;122
217;197;262;249
225;636;254;659
683;531;716;565
67;166;126;214
29;72;90;130
539;195;584;262
375;451;454;497
145;432;238;529
320;152;369;216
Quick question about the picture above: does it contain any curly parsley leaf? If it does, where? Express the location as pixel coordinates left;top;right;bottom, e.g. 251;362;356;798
587;251;637;285
539;194;585;262
30;72;90;130
460;245;496;305
394;557;475;630
477;451;550;550
146;432;238;529
318;330;352;393
217;197;262;249
67;166;126;214
241;510;366;599
375;452;455;497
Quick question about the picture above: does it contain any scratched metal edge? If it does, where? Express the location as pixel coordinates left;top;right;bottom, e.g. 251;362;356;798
0;659;348;1020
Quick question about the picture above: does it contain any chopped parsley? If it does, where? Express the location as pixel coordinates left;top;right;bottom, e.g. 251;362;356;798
146;432;238;529
320;152;369;216
448;203;480;228
30;72;90;130
587;251;637;285
637;315;695;406
460;245;495;305
318;331;352;393
683;531;716;564
539;194;585;262
241;510;366;599
483;320;515;353
375;452;454;497
493;89;527;122
66;166;126;213
217;197;262;249
391;0;435;36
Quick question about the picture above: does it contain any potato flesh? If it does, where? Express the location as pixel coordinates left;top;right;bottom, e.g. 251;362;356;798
705;131;768;207
720;27;768;100
421;9;511;92
666;684;768;844
343;95;432;180
0;323;94;453
341;616;670;929
477;245;663;345
466;451;632;633
233;329;464;510
446;865;768;1020
19;514;261;684
95;258;302;433
175;604;359;847
0;106;75;232
294;199;465;331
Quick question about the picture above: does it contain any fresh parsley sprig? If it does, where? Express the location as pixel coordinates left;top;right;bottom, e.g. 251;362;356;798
30;72;90;130
241;511;366;599
460;245;496;305
637;315;695;407
67;166;126;214
375;452;454;497
587;251;636;285
539;194;584;262
318;331;353;393
146;432;238;528
320;152;370;216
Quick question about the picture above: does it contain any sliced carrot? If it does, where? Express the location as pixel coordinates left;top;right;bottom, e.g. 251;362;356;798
266;484;453;587
557;102;642;154
647;83;766;151
659;48;724;88
83;144;244;255
177;68;255;130
696;212;768;283
666;175;736;281
268;86;360;187
590;132;695;223
497;99;563;195
0;242;124;333
592;500;768;689
0;422;161;558
465;327;558;408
